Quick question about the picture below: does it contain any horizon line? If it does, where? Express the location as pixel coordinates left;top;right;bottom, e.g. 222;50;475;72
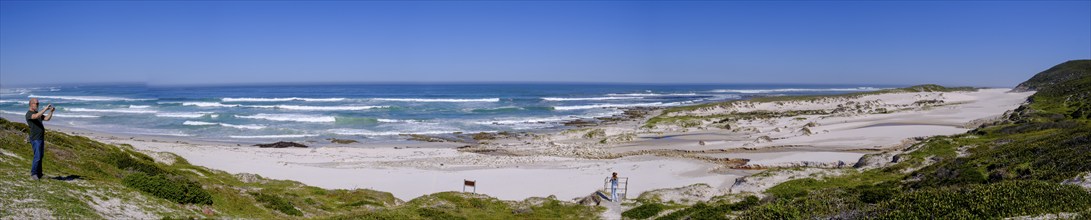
0;81;998;89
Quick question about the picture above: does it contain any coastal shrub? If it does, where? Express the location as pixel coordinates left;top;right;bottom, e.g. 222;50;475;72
621;203;664;219
580;129;606;139
324;210;418;220
874;180;1091;219
853;182;898;204
343;199;383;207
325;192;600;220
416;208;466;220
108;151;166;175
910;126;1091;188
0;118;28;132
251;192;303;216
123;173;213;205
660;196;760;220
741;188;867;219
764;178;823;199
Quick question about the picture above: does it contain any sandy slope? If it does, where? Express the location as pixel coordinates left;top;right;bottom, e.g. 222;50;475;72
590;89;1032;167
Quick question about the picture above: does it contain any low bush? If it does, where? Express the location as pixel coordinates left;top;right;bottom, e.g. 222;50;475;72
657;196;759;220
874;180;1091;219
251;192;303;216
107;151;166;175
416;208;465;220
621;203;664;219
123;173;212;205
853;182;898;204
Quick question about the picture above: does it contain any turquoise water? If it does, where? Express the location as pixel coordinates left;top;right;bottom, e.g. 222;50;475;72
0;83;892;143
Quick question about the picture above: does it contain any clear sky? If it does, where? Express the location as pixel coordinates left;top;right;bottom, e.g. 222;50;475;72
1;1;1089;87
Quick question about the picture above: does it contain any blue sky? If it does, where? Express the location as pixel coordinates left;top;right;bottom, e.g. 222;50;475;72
1;1;1088;87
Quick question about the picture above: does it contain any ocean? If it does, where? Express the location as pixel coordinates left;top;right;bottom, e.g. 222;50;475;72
0;83;893;143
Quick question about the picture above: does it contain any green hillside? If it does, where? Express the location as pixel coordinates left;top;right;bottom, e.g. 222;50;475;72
0;118;600;219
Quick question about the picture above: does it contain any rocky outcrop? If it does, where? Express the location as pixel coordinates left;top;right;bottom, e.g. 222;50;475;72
235;173;264;183
854;151;897;169
254;141;309;148
574;191;604;206
1062;172;1091;189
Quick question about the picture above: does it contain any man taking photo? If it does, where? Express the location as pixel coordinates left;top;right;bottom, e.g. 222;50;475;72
26;98;54;180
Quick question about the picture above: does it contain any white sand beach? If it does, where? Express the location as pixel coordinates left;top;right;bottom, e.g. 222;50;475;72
41;88;1032;202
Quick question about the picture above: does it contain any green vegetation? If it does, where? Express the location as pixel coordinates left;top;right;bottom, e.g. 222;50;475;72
1019;60;1091;120
621;203;665;219
251;192;303;216
654;196;759;220
123;172;213;205
0;118;602;219
326;192;602;219
874;180;1091;219
642;60;1091;219
583;128;606;139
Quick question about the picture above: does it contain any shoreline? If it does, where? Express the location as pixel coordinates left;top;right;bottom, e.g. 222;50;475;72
0;87;1034;202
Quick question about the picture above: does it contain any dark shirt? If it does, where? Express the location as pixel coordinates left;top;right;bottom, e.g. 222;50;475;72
25;110;44;140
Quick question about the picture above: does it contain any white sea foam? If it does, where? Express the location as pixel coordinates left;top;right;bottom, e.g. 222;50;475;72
182;102;239;108
183;120;265;130
246;105;388;111
132;131;192;137
229;134;318;139
237;113;336;123
328;128;463;136
155;112;212;118
28;95;153;101
606;93;699;97
710;94;743;100
541;97;643;101
377;118;421;123
473;116;576;125
0;110;100;118
709;87;885;94
0;88;31;95
553;102;673;110
65;108;157;114
54;114;102;118
181;121;217;126
128;105;152;109
473;109;624;128
222;97;347;102
371;98;500;102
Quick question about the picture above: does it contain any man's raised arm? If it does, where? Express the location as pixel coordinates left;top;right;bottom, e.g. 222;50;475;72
30;109;46;120
43;105;54;121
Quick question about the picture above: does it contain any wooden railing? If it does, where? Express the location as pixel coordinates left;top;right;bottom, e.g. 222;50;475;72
602;177;629;201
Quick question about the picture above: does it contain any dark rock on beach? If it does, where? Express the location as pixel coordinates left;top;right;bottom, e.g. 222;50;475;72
563;119;598;127
254;141;309;148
